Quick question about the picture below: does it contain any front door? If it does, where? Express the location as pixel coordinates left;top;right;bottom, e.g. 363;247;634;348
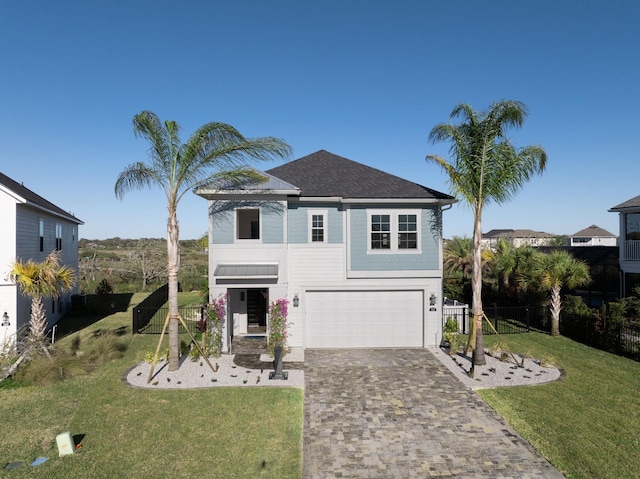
246;288;268;333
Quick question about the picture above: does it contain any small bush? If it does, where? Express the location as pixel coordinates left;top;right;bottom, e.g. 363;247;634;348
189;345;200;362
84;331;127;367
95;278;113;295
15;352;86;386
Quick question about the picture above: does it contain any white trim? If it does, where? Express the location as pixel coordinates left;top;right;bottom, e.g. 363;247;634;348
343;198;454;205
346;270;438;278
366;209;421;254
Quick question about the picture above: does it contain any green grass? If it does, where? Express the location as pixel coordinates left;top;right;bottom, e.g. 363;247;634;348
480;332;640;479
0;293;302;478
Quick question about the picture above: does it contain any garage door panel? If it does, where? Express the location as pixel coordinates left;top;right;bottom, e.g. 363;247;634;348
306;291;423;348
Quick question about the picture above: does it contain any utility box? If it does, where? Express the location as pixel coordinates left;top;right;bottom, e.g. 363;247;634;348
56;432;75;456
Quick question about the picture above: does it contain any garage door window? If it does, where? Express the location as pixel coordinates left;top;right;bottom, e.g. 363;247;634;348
368;210;420;253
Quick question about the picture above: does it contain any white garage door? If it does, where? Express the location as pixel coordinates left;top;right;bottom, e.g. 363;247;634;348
305;291;424;348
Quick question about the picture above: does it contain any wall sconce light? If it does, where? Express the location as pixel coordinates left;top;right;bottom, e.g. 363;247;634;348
429;294;437;307
293;294;299;308
1;312;9;327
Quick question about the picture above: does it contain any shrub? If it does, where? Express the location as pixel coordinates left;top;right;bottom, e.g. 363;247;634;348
15;351;86;386
203;295;225;357
84;331;127;367
443;317;459;345
95;278;113;295
563;295;593;318
268;297;290;357
189;345;200;362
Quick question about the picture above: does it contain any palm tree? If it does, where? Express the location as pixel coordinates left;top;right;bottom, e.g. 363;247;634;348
536;250;591;336
427;100;547;366
443;236;473;280
115;111;291;371
9;250;76;357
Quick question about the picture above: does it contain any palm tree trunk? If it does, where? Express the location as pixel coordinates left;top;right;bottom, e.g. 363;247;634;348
550;286;561;337
167;209;180;371
471;208;486;366
29;296;51;358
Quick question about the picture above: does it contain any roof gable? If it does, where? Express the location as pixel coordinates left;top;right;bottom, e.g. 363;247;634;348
0;172;83;224
610;194;640;212
265;150;454;201
571;225;615;238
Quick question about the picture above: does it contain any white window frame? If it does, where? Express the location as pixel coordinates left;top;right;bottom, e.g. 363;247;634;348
235;207;262;243
308;209;328;244
55;223;63;251
367;209;421;254
39;218;45;252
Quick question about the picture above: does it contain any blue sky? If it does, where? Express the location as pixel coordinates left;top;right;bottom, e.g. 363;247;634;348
1;1;638;240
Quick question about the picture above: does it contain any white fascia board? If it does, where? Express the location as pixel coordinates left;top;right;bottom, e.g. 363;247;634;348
0;185;26;203
295;196;343;203
341;198;456;205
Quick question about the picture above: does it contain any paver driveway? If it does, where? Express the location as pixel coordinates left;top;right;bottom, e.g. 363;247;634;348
303;349;564;479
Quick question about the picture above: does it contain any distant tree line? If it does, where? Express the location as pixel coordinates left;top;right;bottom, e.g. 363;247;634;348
78;237;208;295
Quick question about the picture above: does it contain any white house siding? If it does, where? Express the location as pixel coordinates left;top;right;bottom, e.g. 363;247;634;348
0;190;18;346
286;243;443;348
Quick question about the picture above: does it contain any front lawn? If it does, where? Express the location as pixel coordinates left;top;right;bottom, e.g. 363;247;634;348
0;293;302;479
480;332;640;479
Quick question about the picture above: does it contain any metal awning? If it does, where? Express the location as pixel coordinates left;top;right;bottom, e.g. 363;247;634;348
214;264;278;279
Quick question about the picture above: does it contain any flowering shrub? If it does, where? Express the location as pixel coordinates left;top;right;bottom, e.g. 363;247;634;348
203;294;226;357
268;297;290;358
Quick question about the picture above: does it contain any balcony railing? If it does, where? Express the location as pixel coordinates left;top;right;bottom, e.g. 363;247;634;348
623;240;640;261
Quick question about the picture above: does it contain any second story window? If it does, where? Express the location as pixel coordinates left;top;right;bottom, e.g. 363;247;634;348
236;209;260;240
39;219;44;252
309;210;327;243
368;210;421;253
55;224;63;251
371;214;391;249
398;214;417;249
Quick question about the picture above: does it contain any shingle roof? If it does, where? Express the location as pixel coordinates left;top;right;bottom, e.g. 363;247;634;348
571;225;616;237
0;172;83;224
265;150;454;201
609;194;640;212
484;229;555;239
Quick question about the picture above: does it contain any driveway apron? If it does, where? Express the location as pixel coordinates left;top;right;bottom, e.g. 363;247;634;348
303;349;563;479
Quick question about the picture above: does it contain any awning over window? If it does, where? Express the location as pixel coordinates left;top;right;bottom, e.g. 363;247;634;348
214;264;278;279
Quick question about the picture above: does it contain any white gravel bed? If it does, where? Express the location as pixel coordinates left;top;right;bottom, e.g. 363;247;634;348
125;348;304;389
429;347;562;390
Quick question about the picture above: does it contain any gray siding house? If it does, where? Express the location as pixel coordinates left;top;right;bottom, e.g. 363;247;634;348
0;173;83;348
610;195;640;296
196;150;455;351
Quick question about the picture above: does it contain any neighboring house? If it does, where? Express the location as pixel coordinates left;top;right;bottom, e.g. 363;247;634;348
481;229;557;249
569;225;617;247
0;173;83;348
195;150;456;351
609;195;640;296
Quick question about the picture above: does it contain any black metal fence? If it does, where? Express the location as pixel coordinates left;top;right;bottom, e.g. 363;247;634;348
482;305;550;335
561;313;640;362
133;306;204;334
476;305;640;363
132;284;169;334
132;283;203;334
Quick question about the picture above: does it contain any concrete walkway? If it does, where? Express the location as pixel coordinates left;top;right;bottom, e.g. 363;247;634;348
303;349;564;479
